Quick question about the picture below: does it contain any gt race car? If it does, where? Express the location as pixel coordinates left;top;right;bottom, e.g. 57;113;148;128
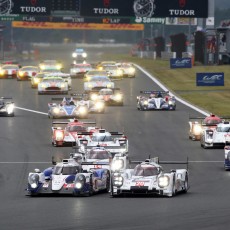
137;91;176;111
38;76;69;95
89;88;124;106
84;75;115;93
111;157;189;197
17;66;39;81
51;119;97;147
83;69;110;82
48;97;89;119
0;64;19;79
70;63;92;78
189;114;224;141
116;62;136;78
26;157;110;196
200;121;230;148
79;129;128;156
39;60;63;71
0;97;14;117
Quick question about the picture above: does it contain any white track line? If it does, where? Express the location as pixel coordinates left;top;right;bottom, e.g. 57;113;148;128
15;106;48;115
135;64;210;116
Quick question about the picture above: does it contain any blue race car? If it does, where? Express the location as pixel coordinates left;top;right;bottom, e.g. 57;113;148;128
26;157;110;196
48;97;89;119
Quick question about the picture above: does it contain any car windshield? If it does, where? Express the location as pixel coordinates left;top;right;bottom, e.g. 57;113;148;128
216;126;230;132
133;165;159;176
2;65;18;69
104;66;117;70
100;90;113;95
21;67;39;71
92;135;113;142
87;150;111;159
53;166;78;175
90;76;110;82
89;71;107;75
42;78;63;82
67;125;86;132
204;119;222;125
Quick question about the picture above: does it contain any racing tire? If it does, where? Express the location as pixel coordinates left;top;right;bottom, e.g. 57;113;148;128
170;176;176;197
87;175;94;197
183;174;189;193
105;171;110;193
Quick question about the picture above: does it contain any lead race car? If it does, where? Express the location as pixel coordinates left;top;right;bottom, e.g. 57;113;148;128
200;121;230;149
48;97;89;119
79;129;128;156
137;91;176;111
26;156;110;196
111;157;189;197
51;119;97;147
0;97;15;117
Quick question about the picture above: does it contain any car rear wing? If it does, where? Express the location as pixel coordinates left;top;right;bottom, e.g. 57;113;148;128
139;91;169;94
84;145;127;153
0;97;13;100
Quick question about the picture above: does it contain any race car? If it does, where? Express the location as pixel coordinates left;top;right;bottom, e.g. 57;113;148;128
38;76;69;95
17;66;39;81
116;62;136;78
0;97;14;117
137;91;176;111
26;157;110;196
39;60;63;71
111;157;189;197
200;121;230;148
72;48;87;62
48;97;89;119
83;69;110;82
189;114;223;141
89;88;124;106
45;72;72;89
0;64;19;79
102;65;124;79
70;63;92;78
71;146;130;172
71;93;105;113
79;129;128;156
31;72;47;88
51;119;97;147
84;75;115;93
97;61;117;70
224;144;230;170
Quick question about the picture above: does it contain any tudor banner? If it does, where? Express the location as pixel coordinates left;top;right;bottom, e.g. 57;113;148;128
12;21;144;30
80;0;208;18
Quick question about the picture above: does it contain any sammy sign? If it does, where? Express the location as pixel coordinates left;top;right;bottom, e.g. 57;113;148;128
196;73;224;86
170;58;192;68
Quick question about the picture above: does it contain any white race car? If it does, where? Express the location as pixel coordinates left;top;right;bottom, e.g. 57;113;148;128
70;63;92;78
79;129;128;156
111;157;189;197
200;121;230;148
116;62;136;78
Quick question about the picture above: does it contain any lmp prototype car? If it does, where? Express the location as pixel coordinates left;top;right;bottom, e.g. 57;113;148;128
70;63;92;78
26;157;110;196
116;62;136;78
0;97;15;117
0;64;19;79
38;76;69;95
51;119;97;147
189;114;223;141
111;157;189;197
137;91;176;111
17;66;39;81
84;75;115;92
200;121;230;148
48;97;89;119
89;88;124;106
79;129;128;156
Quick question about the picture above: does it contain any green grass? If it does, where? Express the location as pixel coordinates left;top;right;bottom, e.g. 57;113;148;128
101;53;230;116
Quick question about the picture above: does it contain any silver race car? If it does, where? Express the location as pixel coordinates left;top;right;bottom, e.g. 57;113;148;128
111;157;189;197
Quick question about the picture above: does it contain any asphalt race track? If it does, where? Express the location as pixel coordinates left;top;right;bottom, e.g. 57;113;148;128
0;45;229;230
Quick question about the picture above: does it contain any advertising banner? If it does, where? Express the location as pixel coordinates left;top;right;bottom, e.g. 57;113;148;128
196;73;224;86
80;0;208;18
170;58;192;68
12;21;144;30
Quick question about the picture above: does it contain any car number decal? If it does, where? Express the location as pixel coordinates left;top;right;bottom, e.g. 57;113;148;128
135;181;145;186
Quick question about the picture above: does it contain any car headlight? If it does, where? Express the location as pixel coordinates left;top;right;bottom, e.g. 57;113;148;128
193;124;202;135
117;70;123;76
112;159;124;171
34;78;40;83
55;131;64;141
88;84;93;88
56;64;62;70
113;173;123;187
53;108;60;114
107;84;112;88
129;67;135;74
158;176;170;188
75;182;83;189
144;100;148;105
75;174;86;189
6;104;14;114
60;83;66;88
18;71;23;77
90;94;98;101
115;94;122;101
72;53;77;58
40;83;46;88
82;53;87;58
0;70;5;75
28;173;39;188
78;106;87;114
95;101;104;109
